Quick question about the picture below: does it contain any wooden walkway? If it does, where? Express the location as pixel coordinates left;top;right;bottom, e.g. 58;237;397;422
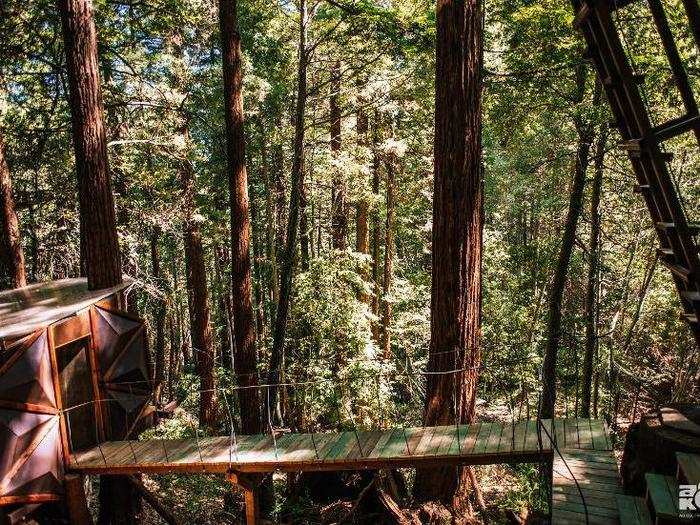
69;419;620;524
550;419;622;525
69;419;612;475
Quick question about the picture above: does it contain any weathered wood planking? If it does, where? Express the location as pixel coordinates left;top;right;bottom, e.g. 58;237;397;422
551;448;622;524
69;418;611;476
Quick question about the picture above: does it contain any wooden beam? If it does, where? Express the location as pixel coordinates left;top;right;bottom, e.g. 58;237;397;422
227;472;260;525
64;474;92;525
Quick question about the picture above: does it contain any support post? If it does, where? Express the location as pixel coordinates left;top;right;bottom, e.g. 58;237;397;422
65;474;93;525
227;471;259;525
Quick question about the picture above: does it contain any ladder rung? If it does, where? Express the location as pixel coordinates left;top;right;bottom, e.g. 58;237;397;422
651;114;700;143
603;73;645;87
657;247;674;258
656;221;700;235
681;291;700;303
573;3;592;28
633;184;650;193
682;313;698;324
658;252;692;282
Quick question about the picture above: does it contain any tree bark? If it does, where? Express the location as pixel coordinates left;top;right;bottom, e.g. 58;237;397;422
539;64;594;420
380;153;395;359
0;128;27;289
413;0;484;506
57;1;136;522
581;122;607;418
180;155;217;428
330;60;347;250
58;0;121;291
370;114;382;343
219;0;261;434
355;103;370;302
268;0;307;420
151;228;167;405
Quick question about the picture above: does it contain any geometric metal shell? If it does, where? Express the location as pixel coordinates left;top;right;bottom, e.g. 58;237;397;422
0;331;63;504
0;331;56;412
92;307;152;440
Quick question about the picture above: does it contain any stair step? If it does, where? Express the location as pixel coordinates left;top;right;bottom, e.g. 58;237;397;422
681;291;700;303
656;222;700;236
645;473;690;523
617;495;653;525
682;313;698;324
657;250;692;282
677;452;700;485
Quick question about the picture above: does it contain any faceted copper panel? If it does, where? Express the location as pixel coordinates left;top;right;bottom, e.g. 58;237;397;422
0;332;56;410
92;307;151;439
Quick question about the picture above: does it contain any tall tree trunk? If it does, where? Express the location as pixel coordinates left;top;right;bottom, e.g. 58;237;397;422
57;1;136;522
581;122;607;417
370;114;382;343
219;0;261;434
151;228;167;405
413;0;484;506
330;60;347;250
299;167;310;270
180;155;216;428
268;0;307;420
540;64;594;420
59;0;121;291
355;103;370;302
381;153;395;358
0;128;27;289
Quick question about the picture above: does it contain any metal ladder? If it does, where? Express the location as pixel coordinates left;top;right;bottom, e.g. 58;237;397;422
571;0;700;348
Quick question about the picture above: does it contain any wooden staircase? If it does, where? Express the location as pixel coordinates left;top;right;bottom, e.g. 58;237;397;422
616;452;700;524
570;0;700;348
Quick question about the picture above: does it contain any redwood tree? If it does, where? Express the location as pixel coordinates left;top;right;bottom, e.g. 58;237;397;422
413;0;484;506
330;60;347;250
58;0;121;291
57;0;132;522
219;0;261;434
0;128;27;289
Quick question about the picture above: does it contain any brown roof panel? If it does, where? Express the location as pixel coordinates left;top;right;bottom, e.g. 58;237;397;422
0;278;132;340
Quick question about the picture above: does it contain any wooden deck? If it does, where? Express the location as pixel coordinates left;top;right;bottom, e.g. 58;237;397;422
69;418;620;524
69;418;612;474
551;449;622;524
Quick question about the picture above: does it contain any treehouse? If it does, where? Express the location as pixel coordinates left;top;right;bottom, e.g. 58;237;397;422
0;277;153;509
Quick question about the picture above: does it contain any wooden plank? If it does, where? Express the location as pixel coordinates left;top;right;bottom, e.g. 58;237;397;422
615;495;650;525
511;420;527;452
403;427;424;456
645;473;677;520
565;419;579;450
577;419;593;450
457;423;479;455
413;427;438;456
555;419;566;449
472;422;492;454
553;491;618;511
323;432;356;461
352;430;385;459
430;426;456;457
497;423;515;454
677;451;700;485
551;508;618;525
368;430;396;458
446;425;469;456
523;420;541;452
553;499;619;518
380;428;410;458
485;422;504;454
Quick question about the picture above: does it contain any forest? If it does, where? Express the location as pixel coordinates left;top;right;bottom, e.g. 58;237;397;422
0;0;699;523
